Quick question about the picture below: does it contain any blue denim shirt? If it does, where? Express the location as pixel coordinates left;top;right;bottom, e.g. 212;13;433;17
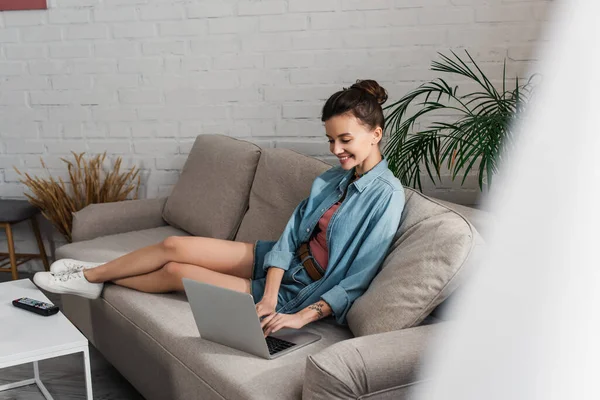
261;156;405;325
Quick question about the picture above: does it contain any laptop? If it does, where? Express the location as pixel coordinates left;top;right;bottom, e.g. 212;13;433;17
182;278;321;359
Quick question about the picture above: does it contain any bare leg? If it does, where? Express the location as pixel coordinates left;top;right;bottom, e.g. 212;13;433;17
112;262;251;294
83;236;255;285
84;242;168;283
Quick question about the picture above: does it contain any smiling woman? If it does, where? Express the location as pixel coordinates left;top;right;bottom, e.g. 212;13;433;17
33;79;405;338
322;80;388;177
0;0;46;11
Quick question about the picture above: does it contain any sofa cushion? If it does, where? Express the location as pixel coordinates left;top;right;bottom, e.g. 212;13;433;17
347;188;486;336
162;134;261;239
95;284;354;400
234;148;330;243
55;226;189;262
434;198;495;239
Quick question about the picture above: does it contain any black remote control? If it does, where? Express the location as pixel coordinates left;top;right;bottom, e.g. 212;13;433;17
12;297;59;316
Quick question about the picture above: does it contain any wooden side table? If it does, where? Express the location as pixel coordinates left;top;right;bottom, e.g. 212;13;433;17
0;200;50;280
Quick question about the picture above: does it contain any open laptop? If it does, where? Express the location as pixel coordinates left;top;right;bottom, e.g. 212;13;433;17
182;278;321;359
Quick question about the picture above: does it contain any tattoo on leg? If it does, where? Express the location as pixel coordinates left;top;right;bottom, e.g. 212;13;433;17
308;301;324;319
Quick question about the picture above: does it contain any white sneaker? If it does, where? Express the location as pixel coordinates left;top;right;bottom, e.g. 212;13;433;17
50;259;104;275
33;270;103;299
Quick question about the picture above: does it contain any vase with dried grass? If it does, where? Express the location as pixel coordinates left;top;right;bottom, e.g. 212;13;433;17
14;152;141;243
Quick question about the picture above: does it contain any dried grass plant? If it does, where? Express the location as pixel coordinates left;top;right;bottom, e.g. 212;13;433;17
14;152;141;242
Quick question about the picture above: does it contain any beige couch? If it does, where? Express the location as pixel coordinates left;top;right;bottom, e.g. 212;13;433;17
56;134;490;400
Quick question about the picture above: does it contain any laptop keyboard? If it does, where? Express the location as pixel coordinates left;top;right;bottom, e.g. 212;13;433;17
266;336;296;355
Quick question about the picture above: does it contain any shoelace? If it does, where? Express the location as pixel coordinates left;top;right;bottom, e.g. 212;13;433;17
53;261;85;276
65;261;86;271
53;270;83;282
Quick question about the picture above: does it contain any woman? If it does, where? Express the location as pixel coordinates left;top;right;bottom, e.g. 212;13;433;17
34;79;405;337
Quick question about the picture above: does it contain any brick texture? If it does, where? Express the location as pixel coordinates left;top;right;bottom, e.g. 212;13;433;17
0;0;553;272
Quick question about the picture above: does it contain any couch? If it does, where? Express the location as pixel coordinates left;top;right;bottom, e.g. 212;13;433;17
55;134;490;400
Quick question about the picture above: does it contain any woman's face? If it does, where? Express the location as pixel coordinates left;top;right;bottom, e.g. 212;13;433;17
325;113;382;172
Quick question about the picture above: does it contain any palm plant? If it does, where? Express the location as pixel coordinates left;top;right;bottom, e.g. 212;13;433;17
383;50;537;191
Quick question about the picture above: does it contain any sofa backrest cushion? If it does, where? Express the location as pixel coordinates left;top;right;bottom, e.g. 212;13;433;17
347;188;486;336
234;148;331;244
162;134;261;239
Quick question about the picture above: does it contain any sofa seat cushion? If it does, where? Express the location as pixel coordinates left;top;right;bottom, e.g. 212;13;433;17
55;226;190;262
163;134;261;240
99;284;354;400
234;148;330;243
347;188;486;336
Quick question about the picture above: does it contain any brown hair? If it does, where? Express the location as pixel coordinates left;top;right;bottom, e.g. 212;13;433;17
321;79;388;131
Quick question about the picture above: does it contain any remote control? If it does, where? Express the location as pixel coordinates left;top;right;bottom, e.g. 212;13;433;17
12;297;59;316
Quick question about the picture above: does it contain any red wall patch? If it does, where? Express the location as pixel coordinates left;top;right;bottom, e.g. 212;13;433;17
0;0;47;11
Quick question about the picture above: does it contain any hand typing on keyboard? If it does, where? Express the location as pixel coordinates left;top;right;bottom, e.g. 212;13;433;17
255;297;277;323
261;311;308;337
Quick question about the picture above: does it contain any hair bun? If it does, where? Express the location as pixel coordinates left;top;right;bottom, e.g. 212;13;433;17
350;79;388;105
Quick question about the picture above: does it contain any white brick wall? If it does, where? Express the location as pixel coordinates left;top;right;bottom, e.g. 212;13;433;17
0;0;554;272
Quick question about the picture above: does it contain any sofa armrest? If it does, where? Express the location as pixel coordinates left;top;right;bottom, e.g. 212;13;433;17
72;198;168;242
303;324;444;400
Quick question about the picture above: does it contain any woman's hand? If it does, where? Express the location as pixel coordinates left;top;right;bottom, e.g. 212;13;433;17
255;296;277;321
261;312;308;337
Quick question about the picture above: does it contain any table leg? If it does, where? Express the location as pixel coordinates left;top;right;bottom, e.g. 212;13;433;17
0;349;91;399
33;361;54;400
0;378;35;392
83;347;93;400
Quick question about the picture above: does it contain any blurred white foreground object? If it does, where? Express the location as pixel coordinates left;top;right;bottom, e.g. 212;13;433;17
420;0;600;399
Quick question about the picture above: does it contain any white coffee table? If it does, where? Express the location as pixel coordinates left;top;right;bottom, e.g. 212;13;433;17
0;279;92;399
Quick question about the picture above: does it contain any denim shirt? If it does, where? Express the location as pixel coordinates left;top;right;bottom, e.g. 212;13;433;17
261;156;405;325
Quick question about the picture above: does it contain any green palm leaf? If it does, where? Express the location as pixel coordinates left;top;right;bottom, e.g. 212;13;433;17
383;50;536;192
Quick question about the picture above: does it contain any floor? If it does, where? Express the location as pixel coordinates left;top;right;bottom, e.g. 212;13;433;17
0;272;145;400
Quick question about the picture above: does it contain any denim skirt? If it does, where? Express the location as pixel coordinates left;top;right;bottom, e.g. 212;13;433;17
251;240;318;308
